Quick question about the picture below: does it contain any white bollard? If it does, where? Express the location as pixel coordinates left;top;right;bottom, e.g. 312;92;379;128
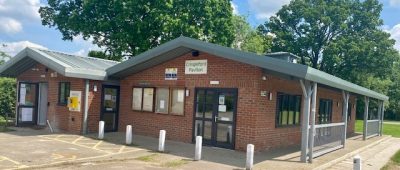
158;130;166;152
195;136;202;161
246;144;254;170
98;121;105;139
353;155;362;170
126;125;132;145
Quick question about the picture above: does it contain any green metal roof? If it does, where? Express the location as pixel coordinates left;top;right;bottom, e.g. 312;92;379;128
0;47;119;80
107;36;388;101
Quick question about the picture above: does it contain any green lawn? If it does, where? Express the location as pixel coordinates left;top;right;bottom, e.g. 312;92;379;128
355;120;400;138
0;116;13;132
382;150;400;170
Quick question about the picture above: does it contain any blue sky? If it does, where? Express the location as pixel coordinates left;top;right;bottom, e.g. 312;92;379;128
0;0;400;57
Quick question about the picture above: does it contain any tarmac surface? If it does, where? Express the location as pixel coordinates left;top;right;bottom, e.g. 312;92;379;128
0;127;395;170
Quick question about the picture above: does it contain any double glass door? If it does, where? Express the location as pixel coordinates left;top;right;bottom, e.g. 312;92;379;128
193;88;238;149
101;85;120;132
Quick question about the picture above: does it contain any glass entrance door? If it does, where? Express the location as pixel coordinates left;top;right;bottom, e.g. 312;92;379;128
193;88;238;149
17;82;38;125
101;85;120;132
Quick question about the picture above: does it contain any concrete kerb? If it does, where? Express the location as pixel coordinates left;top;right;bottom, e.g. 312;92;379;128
313;135;392;170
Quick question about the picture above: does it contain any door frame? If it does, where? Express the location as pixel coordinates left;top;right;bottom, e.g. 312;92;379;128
100;85;120;132
17;82;39;126
192;87;238;149
37;82;48;126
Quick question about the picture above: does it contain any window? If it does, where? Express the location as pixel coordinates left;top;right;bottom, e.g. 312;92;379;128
132;87;185;115
155;88;169;114
319;99;333;124
276;92;301;127
171;88;185;115
58;82;70;105
132;87;154;112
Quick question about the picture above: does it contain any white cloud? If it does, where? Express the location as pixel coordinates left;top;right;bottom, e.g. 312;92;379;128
0;0;42;35
231;2;239;15
247;0;291;20
0;17;23;34
72;35;103;56
386;24;400;51
0;40;46;56
389;0;400;7
0;0;41;21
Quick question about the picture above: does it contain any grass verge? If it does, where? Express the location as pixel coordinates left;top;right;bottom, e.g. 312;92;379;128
381;150;400;170
355;120;400;138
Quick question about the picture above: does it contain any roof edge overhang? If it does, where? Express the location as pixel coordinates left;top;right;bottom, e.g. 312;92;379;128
305;67;389;101
94;36;389;101
0;47;109;80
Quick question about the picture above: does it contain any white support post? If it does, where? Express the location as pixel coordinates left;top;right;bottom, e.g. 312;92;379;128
380;102;385;136
308;82;317;163
363;97;369;140
353;155;362;170
126;125;132;145
342;91;350;147
246;144;254;170
378;101;382;136
194;136;202;161
300;80;312;162
158;130;166;152
98;121;105;139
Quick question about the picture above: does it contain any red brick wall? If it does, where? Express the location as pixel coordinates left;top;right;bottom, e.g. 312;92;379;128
118;51;357;151
17;63;103;134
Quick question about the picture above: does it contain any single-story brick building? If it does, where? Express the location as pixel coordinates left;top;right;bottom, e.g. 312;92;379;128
0;36;387;162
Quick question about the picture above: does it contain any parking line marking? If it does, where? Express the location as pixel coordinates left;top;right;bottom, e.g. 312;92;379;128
40;136;112;154
0;156;21;165
92;141;103;149
118;146;126;153
72;136;84;144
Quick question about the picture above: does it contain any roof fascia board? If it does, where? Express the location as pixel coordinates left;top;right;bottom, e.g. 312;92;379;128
64;67;106;80
305;67;388;101
0;48;28;73
26;48;68;75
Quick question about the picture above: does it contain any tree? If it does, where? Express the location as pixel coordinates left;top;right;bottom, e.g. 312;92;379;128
263;0;396;74
88;50;121;61
263;0;399;118
231;15;272;54
39;0;235;60
0;48;10;65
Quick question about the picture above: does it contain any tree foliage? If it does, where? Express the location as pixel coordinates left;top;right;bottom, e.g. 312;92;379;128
40;0;235;60
0;77;16;120
231;15;272;54
263;0;399;118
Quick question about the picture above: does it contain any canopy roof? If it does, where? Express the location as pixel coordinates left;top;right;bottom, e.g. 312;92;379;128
0;47;119;80
107;36;388;101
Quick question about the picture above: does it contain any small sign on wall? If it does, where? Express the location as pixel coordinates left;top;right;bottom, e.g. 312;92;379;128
68;91;82;112
165;68;178;80
185;60;207;74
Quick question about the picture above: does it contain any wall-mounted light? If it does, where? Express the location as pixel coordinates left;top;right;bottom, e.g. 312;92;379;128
337;101;340;107
269;92;273;100
262;76;267;80
93;85;98;92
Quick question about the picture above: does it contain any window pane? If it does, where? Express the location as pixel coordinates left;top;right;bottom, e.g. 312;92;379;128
142;88;154;112
155;88;169;114
276;93;301;126
132;88;143;110
295;96;301;124
171;88;185;115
